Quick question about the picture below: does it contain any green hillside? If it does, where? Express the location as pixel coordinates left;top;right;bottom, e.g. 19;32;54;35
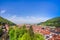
0;16;16;26
38;17;60;27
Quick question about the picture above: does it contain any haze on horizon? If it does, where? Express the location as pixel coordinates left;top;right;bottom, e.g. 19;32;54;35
0;0;60;24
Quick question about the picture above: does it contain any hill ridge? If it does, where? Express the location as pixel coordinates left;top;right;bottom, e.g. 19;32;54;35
38;17;60;27
0;16;16;26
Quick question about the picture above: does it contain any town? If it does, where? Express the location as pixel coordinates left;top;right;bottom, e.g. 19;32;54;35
0;23;60;40
19;24;60;40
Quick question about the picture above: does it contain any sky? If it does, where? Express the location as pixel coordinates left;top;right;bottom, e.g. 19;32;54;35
0;0;60;24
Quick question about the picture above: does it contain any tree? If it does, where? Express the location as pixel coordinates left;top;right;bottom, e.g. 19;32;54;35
20;33;31;40
9;26;27;40
9;28;15;40
28;25;34;40
17;27;27;40
35;33;45;40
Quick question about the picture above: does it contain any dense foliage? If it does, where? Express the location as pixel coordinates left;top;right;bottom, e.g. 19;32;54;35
38;17;60;27
9;25;45;40
0;29;3;37
0;16;16;26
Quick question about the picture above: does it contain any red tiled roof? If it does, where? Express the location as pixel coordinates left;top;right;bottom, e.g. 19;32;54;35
49;35;60;40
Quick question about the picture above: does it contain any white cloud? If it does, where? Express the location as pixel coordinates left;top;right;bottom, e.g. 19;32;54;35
5;15;50;24
0;10;6;14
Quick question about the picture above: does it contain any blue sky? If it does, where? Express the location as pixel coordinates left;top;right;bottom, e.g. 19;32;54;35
0;0;60;24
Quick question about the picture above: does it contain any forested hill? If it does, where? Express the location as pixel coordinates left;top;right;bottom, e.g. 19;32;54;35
0;16;16;26
38;17;60;27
